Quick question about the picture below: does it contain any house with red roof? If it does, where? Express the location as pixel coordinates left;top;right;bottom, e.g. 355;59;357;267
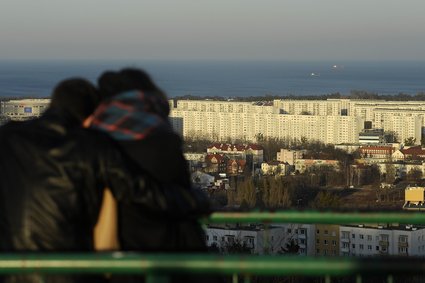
207;143;264;163
359;145;395;163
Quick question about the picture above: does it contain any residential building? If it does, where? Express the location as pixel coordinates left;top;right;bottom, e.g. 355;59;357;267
340;224;425;257
169;99;425;145
205;224;286;255
1;99;50;121
315;224;340;256
294;159;340;174
261;161;290;176
276;149;305;165
207;143;264;163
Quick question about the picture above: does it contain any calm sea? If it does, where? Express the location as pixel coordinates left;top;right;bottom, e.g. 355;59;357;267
0;60;424;98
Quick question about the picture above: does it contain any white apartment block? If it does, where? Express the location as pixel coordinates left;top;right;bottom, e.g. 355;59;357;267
340;225;425;257
277;149;305;165
206;223;315;256
0;99;50;121
170;99;425;145
205;225;286;255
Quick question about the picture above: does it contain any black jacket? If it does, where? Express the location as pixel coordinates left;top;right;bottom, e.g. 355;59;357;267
0;110;132;283
116;132;208;253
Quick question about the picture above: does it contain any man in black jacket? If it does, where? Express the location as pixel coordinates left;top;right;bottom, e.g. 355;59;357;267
0;78;133;283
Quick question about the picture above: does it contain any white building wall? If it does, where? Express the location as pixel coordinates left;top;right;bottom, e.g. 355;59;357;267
340;225;425;257
170;99;425;145
1;99;50;121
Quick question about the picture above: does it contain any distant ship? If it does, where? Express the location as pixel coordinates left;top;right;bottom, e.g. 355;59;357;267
310;72;320;77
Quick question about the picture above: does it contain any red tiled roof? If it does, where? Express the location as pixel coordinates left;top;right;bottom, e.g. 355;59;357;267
205;154;225;163
208;143;264;151
401;146;425;155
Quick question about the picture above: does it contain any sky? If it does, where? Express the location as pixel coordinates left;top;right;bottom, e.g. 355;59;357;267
0;0;424;61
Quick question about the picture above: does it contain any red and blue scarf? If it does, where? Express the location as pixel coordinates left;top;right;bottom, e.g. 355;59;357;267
91;90;171;140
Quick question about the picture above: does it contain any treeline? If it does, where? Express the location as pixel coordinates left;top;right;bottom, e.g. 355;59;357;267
225;175;345;210
174;90;425;102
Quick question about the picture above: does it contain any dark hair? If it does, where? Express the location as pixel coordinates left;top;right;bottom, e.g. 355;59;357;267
98;68;167;100
50;78;99;122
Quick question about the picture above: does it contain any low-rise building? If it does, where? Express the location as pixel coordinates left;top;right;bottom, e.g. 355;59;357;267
205;224;286;255
207;143;264;164
261;161;291;176
276;149;305;165
294;159;340;174
403;186;425;210
1;99;50;121
358;129;385;144
359;145;395;163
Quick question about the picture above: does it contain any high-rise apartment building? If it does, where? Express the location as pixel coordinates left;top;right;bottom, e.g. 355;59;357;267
170;99;425;145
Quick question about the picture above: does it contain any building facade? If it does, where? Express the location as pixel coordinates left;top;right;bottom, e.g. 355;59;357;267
170;99;425;145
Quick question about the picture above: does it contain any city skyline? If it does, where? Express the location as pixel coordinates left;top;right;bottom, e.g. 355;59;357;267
1;0;425;61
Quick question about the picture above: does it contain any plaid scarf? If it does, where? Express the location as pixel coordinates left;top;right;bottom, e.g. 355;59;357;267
91;90;171;140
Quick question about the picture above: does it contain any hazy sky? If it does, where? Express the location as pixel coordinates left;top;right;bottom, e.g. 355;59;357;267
1;0;424;61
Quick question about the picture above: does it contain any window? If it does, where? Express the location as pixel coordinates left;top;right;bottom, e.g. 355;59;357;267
367;235;372;241
316;229;320;234
399;235;408;243
206;235;210;241
213;236;217;241
368;245;372;250
360;244;364;250
316;239;320;244
352;244;355;249
332;240;337;246
376;246;379;251
324;240;328;245
360;234;364;240
324;230;328;235
287;228;292;233
352;234;355;239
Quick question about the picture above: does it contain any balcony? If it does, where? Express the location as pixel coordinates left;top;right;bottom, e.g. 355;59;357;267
2;211;425;282
341;237;350;243
379;241;389;247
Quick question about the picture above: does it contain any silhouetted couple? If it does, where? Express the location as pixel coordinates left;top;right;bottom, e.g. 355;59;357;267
0;68;211;283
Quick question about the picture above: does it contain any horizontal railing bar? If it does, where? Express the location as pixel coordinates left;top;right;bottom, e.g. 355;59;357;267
206;211;425;224
0;254;425;276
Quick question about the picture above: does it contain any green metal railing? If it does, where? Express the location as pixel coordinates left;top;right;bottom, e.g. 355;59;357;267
207;210;425;224
1;211;425;283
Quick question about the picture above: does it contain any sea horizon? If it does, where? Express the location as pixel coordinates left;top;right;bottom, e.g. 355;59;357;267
0;60;424;98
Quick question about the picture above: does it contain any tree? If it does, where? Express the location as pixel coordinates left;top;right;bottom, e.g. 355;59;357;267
384;163;396;184
310;191;341;209
261;177;293;209
407;167;423;182
236;178;257;208
404;137;417;146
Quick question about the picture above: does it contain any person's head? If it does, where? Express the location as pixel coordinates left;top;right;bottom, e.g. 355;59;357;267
50;78;100;123
97;68;169;117
98;68;167;100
